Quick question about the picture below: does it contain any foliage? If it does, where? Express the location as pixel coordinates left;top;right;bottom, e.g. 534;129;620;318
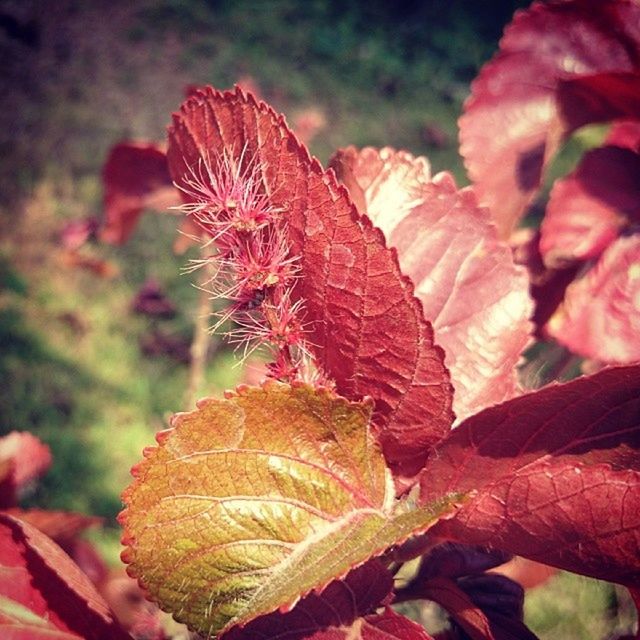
2;1;639;639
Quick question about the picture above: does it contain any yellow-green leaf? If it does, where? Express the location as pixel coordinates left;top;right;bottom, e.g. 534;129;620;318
120;382;462;637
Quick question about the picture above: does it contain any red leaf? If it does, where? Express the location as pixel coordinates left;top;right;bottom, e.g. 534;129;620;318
3;509;101;546
0;513;130;640
420;364;640;587
460;0;640;237
222;560;394;640
0;431;51;507
546;235;640;363
540;146;640;266
330;147;532;421
101;141;180;244
167;87;454;480
557;72;640;132
606;120;640;151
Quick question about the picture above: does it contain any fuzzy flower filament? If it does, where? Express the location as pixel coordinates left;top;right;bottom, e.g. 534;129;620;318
178;148;312;382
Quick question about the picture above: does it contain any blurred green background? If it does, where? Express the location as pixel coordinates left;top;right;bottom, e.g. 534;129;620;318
0;1;635;638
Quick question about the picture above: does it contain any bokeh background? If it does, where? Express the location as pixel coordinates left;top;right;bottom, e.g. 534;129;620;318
0;2;634;638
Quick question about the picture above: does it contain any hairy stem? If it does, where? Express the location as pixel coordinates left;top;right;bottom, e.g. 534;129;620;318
185;257;214;409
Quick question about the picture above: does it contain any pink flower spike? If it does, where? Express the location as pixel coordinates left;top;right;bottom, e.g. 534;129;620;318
177;144;278;240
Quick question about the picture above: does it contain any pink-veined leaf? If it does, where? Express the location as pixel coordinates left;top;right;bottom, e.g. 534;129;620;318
120;382;464;637
0;431;52;507
557;72;640;132
546;235;640;363
330;147;532;421
0;513;130;640
222;560;394;640
459;0;640;237
101;141;180;244
420;364;640;587
167;87;454;480
540;146;640;267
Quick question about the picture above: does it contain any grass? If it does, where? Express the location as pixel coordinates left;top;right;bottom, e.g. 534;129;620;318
0;1;635;638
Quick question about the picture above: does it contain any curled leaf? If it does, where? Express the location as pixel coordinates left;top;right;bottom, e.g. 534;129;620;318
546;235;640;363
540;145;640;267
121;382;462;637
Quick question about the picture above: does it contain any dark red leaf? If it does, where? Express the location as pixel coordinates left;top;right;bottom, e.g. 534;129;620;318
101;141;179;244
167;87;454;480
330;147;532;421
139;328;192;364
222;560;394;640
408;576;493;640
0;513;130;640
131;278;177;319
557;72;640;132
540;146;640;266
420;364;640;587
511;229;580;336
460;0;640;237
410;543;511;582
0;431;51;507
546;235;640;363
404;575;535;640
457;575;524;620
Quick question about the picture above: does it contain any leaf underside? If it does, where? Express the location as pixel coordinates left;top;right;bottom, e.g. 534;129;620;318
330;146;532;422
121;383;462;637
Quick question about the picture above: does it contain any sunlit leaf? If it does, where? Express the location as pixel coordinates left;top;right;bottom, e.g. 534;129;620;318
540;146;640;266
546;235;640;363
167;87;454;480
421;364;640;587
330;147;532;421
121;382;463;637
460;0;640;236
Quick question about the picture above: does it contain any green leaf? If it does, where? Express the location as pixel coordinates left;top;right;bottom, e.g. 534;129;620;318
120;382;462;637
